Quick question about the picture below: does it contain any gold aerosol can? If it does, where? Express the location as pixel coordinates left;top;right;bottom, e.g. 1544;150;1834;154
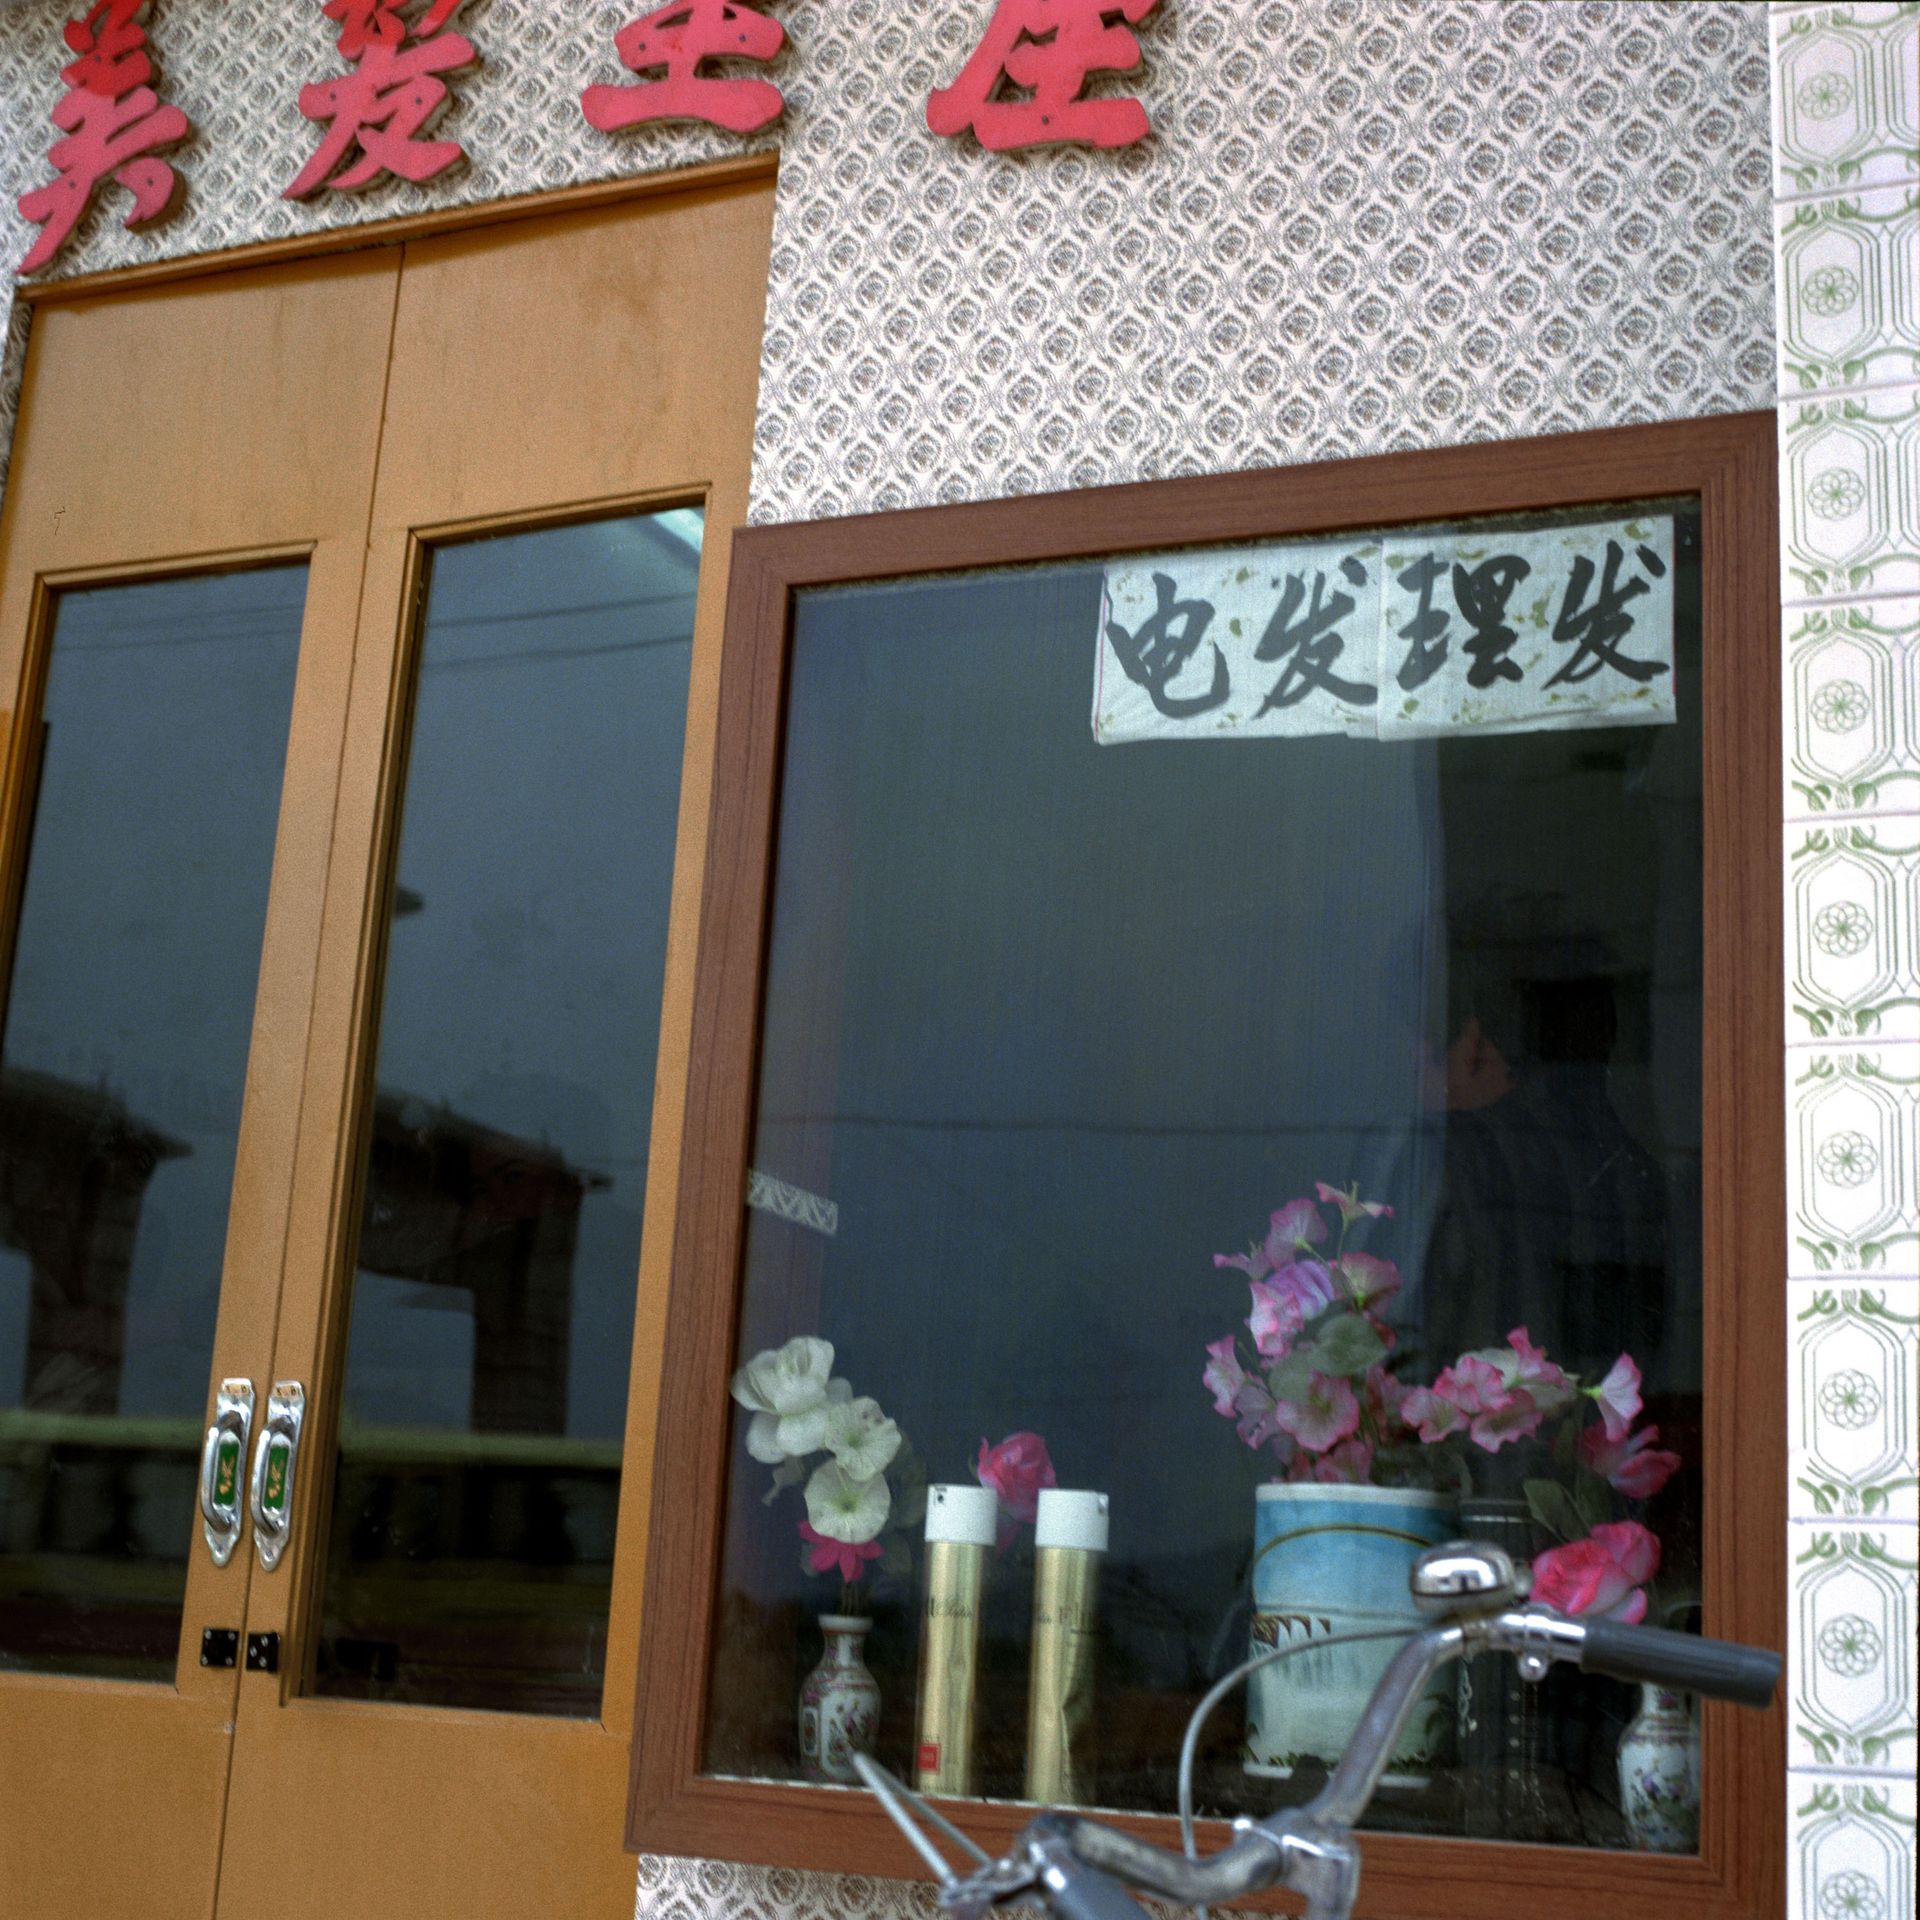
914;1484;999;1797
1024;1488;1109;1805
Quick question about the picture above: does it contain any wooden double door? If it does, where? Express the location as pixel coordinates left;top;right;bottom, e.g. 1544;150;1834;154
0;176;770;1920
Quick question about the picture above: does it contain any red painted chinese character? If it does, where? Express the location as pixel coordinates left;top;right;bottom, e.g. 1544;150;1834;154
928;0;1160;151
285;1;479;200
15;2;190;277
582;1;785;137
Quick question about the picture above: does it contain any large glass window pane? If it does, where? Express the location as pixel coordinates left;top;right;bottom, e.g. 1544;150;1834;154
312;508;699;1716
705;504;1704;1851
0;565;306;1678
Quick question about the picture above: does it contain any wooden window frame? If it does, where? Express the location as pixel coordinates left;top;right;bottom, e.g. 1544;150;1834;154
627;412;1785;1918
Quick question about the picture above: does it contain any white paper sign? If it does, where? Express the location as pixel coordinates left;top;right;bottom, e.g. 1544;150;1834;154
1093;513;1676;746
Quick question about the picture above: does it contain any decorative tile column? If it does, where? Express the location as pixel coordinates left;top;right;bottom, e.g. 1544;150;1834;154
1771;7;1920;1917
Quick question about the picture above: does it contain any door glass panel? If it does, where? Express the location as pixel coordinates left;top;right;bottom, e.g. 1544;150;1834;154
313;508;700;1716
0;565;307;1678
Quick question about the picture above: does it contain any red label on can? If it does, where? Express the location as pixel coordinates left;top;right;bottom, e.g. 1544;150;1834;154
917;1742;940;1772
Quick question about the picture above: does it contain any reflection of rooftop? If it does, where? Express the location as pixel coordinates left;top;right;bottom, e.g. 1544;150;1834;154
355;1091;610;1436
0;1069;606;1440
0;1069;188;1415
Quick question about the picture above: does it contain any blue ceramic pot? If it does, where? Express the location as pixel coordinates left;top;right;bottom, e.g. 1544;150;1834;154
1247;1483;1457;1781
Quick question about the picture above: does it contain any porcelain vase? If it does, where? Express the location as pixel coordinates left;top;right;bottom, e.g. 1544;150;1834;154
798;1613;881;1784
1246;1482;1457;1783
1616;1683;1699;1853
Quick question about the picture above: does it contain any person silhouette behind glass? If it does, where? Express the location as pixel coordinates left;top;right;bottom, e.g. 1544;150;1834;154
1419;966;1670;1424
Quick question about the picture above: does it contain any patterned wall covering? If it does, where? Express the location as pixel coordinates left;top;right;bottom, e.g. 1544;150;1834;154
1;4;1894;1918
1770;6;1920;1919
746;0;1776;522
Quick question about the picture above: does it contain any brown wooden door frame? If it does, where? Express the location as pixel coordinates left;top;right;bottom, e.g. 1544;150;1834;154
213;179;776;1920
0;249;403;1920
1;163;777;1920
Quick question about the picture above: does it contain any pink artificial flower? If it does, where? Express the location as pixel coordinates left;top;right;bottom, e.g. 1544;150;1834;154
1579;1421;1682;1499
1406;1351;1545;1452
1531;1521;1660;1623
1311;1436;1375;1483
798;1520;883;1583
1247;1260;1339;1358
1399;1381;1468;1443
1202;1338;1247;1418
1499;1327;1578;1417
1365;1363;1409;1422
1272;1371;1361;1453
1464;1389;1547;1451
976;1431;1057;1527
1447;1351;1547;1452
1213;1199;1326;1283
1315;1181;1395;1224
1232;1378;1287;1452
1270;1198;1329;1250
1590;1353;1644;1443
1213;1246;1273;1283
1335;1251;1401;1311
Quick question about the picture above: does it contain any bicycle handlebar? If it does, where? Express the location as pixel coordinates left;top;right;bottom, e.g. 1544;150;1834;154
1581;1616;1780;1707
1022;1821;1170;1920
861;1541;1781;1920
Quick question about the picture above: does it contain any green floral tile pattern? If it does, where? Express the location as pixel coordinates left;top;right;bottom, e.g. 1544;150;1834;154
1788;1050;1920;1269
1776;186;1920;395
1773;3;1920;200
1776;21;1917;1919
1785;600;1920;816
1790;1531;1919;1771
1791;1774;1918;1920
1786;826;1920;1039
1791;1287;1919;1518
1780;386;1920;600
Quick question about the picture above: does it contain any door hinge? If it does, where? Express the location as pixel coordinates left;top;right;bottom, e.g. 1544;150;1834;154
200;1627;239;1669
245;1631;280;1674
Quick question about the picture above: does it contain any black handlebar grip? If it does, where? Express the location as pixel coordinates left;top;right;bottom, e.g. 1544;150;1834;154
1035;1853;1151;1920
1580;1619;1781;1708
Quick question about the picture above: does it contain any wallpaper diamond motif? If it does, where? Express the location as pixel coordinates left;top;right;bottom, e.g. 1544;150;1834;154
746;0;1776;522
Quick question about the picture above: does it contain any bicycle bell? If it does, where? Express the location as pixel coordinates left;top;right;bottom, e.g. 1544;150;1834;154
1410;1541;1526;1617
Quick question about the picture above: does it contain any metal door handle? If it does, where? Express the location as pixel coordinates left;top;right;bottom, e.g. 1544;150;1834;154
248;1381;305;1572
198;1379;254;1566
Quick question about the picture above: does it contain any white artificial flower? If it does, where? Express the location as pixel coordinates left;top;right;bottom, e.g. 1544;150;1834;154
824;1397;902;1482
772;1377;852;1458
745;1411;787;1464
804;1459;891;1545
729;1336;835;1416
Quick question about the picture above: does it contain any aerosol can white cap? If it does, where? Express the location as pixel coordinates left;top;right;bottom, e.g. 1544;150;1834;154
925;1483;999;1546
1034;1488;1109;1553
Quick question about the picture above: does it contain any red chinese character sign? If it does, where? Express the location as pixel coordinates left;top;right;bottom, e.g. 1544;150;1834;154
16;2;191;278
928;0;1160;152
582;1;786;136
285;1;480;199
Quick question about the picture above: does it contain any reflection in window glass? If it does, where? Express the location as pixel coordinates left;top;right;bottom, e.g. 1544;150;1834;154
0;566;306;1677
313;509;699;1716
706;505;1704;1850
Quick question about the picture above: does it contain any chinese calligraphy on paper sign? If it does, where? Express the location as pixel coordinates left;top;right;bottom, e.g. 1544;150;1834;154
928;0;1160;151
1094;514;1678;745
16;2;190;277
583;1;786;136
285;0;479;200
